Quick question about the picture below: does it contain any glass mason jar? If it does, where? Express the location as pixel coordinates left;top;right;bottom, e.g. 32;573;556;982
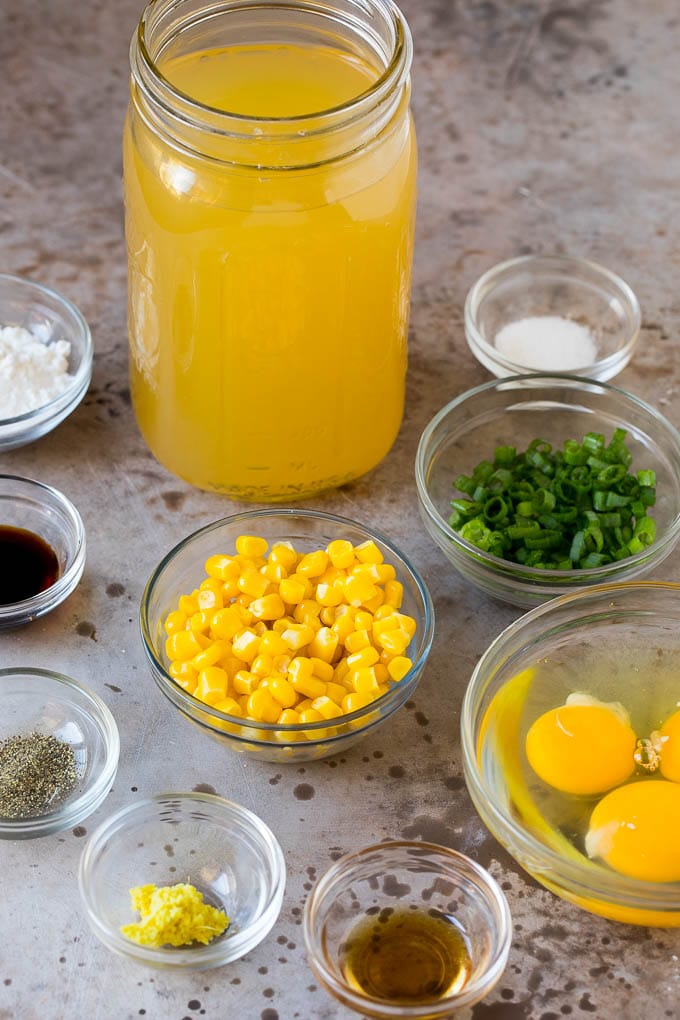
125;0;416;501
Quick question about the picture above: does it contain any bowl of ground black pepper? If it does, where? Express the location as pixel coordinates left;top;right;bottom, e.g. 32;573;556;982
0;668;119;839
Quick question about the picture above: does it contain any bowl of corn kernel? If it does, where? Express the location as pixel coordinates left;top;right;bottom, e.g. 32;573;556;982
140;509;435;763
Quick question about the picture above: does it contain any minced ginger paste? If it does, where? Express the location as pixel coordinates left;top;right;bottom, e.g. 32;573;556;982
121;883;229;947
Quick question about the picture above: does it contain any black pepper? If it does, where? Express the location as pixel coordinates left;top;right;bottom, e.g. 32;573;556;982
0;731;77;818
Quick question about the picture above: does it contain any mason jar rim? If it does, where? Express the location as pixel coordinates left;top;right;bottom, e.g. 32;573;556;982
131;0;412;138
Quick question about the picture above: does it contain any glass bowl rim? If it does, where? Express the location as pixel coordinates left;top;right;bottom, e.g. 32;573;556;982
0;473;86;624
415;373;680;584
78;790;287;965
461;579;680;911
140;507;435;738
463;254;641;379
303;838;513;1016
0;272;93;428
0;665;120;837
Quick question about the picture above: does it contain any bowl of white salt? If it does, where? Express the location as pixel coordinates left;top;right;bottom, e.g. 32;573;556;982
0;273;93;450
464;255;640;382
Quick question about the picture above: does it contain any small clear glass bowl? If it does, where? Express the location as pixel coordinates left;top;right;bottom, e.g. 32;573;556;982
465;255;640;380
462;581;680;927
303;840;512;1017
78;792;286;969
0;474;86;628
415;375;680;607
140;508;434;763
0;668;119;839
0;273;93;450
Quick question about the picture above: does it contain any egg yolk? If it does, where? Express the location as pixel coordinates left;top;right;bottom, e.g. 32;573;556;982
585;780;680;882
658;709;680;783
525;702;636;795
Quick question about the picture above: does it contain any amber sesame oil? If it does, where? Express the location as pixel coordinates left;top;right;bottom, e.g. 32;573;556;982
339;907;472;1004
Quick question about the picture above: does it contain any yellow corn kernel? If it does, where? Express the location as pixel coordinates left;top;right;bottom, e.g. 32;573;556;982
236;535;269;558
298;707;327;739
376;628;410;656
333;659;350;687
238;694;250;713
297;549;329;578
277;708;301;726
270;542;298;570
310;657;334;683
166;630;204;662
272;615;296;633
232;628;260;663
293;599;322;623
387;656;413;682
178;593;199;616
315;582;344;607
353;610;373;631
384;579;404;608
275;709;303;741
251;653;274;678
344;628;371;654
331;613;356;644
352;667;381;694
221;656;243;679
363;589;385;613
355;539;383;564
327;539;356;569
189;610;211;635
205;553;240;580
319;606;336;626
344;572;378;606
238;568;270;599
192;641;228;672
164;610;187;636
394;612;417;639
199;575;223;595
279;575;308;605
233;670;259;696
221;576;241;599
261;560;287;583
317;564;345;585
169;661;198;693
247;688;281;723
198;586;224;612
346;646;380;672
281;623;315;651
272;653;293;675
268;677;297;709
311;695;343;720
374;664;389;685
352;562;383;583
210;606;245;641
295;697;314;713
325;682;347;706
196;666;229;705
212;697;243;717
307;627;339;663
255;630;287;656
250;593;286;621
289;671;326;700
342;691;376;713
373;614;399;637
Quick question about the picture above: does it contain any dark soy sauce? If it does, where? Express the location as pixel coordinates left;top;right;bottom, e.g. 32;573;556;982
0;526;59;603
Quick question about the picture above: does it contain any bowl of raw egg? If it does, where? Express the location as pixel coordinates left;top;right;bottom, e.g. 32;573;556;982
462;580;680;926
415;374;680;607
140;509;434;763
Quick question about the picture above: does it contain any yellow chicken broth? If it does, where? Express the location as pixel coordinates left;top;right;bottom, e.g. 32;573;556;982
124;43;416;499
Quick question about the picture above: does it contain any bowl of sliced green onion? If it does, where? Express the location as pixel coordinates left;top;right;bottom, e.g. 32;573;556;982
415;375;680;606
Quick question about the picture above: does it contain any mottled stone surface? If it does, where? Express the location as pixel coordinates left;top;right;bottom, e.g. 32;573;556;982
1;0;680;1017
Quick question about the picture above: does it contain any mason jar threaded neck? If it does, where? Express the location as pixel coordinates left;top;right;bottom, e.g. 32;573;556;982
129;0;413;169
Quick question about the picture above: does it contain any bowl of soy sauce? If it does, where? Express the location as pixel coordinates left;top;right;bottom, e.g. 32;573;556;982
0;475;85;627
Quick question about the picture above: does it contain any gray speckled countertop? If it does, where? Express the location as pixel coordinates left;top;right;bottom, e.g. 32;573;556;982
2;1;680;1018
